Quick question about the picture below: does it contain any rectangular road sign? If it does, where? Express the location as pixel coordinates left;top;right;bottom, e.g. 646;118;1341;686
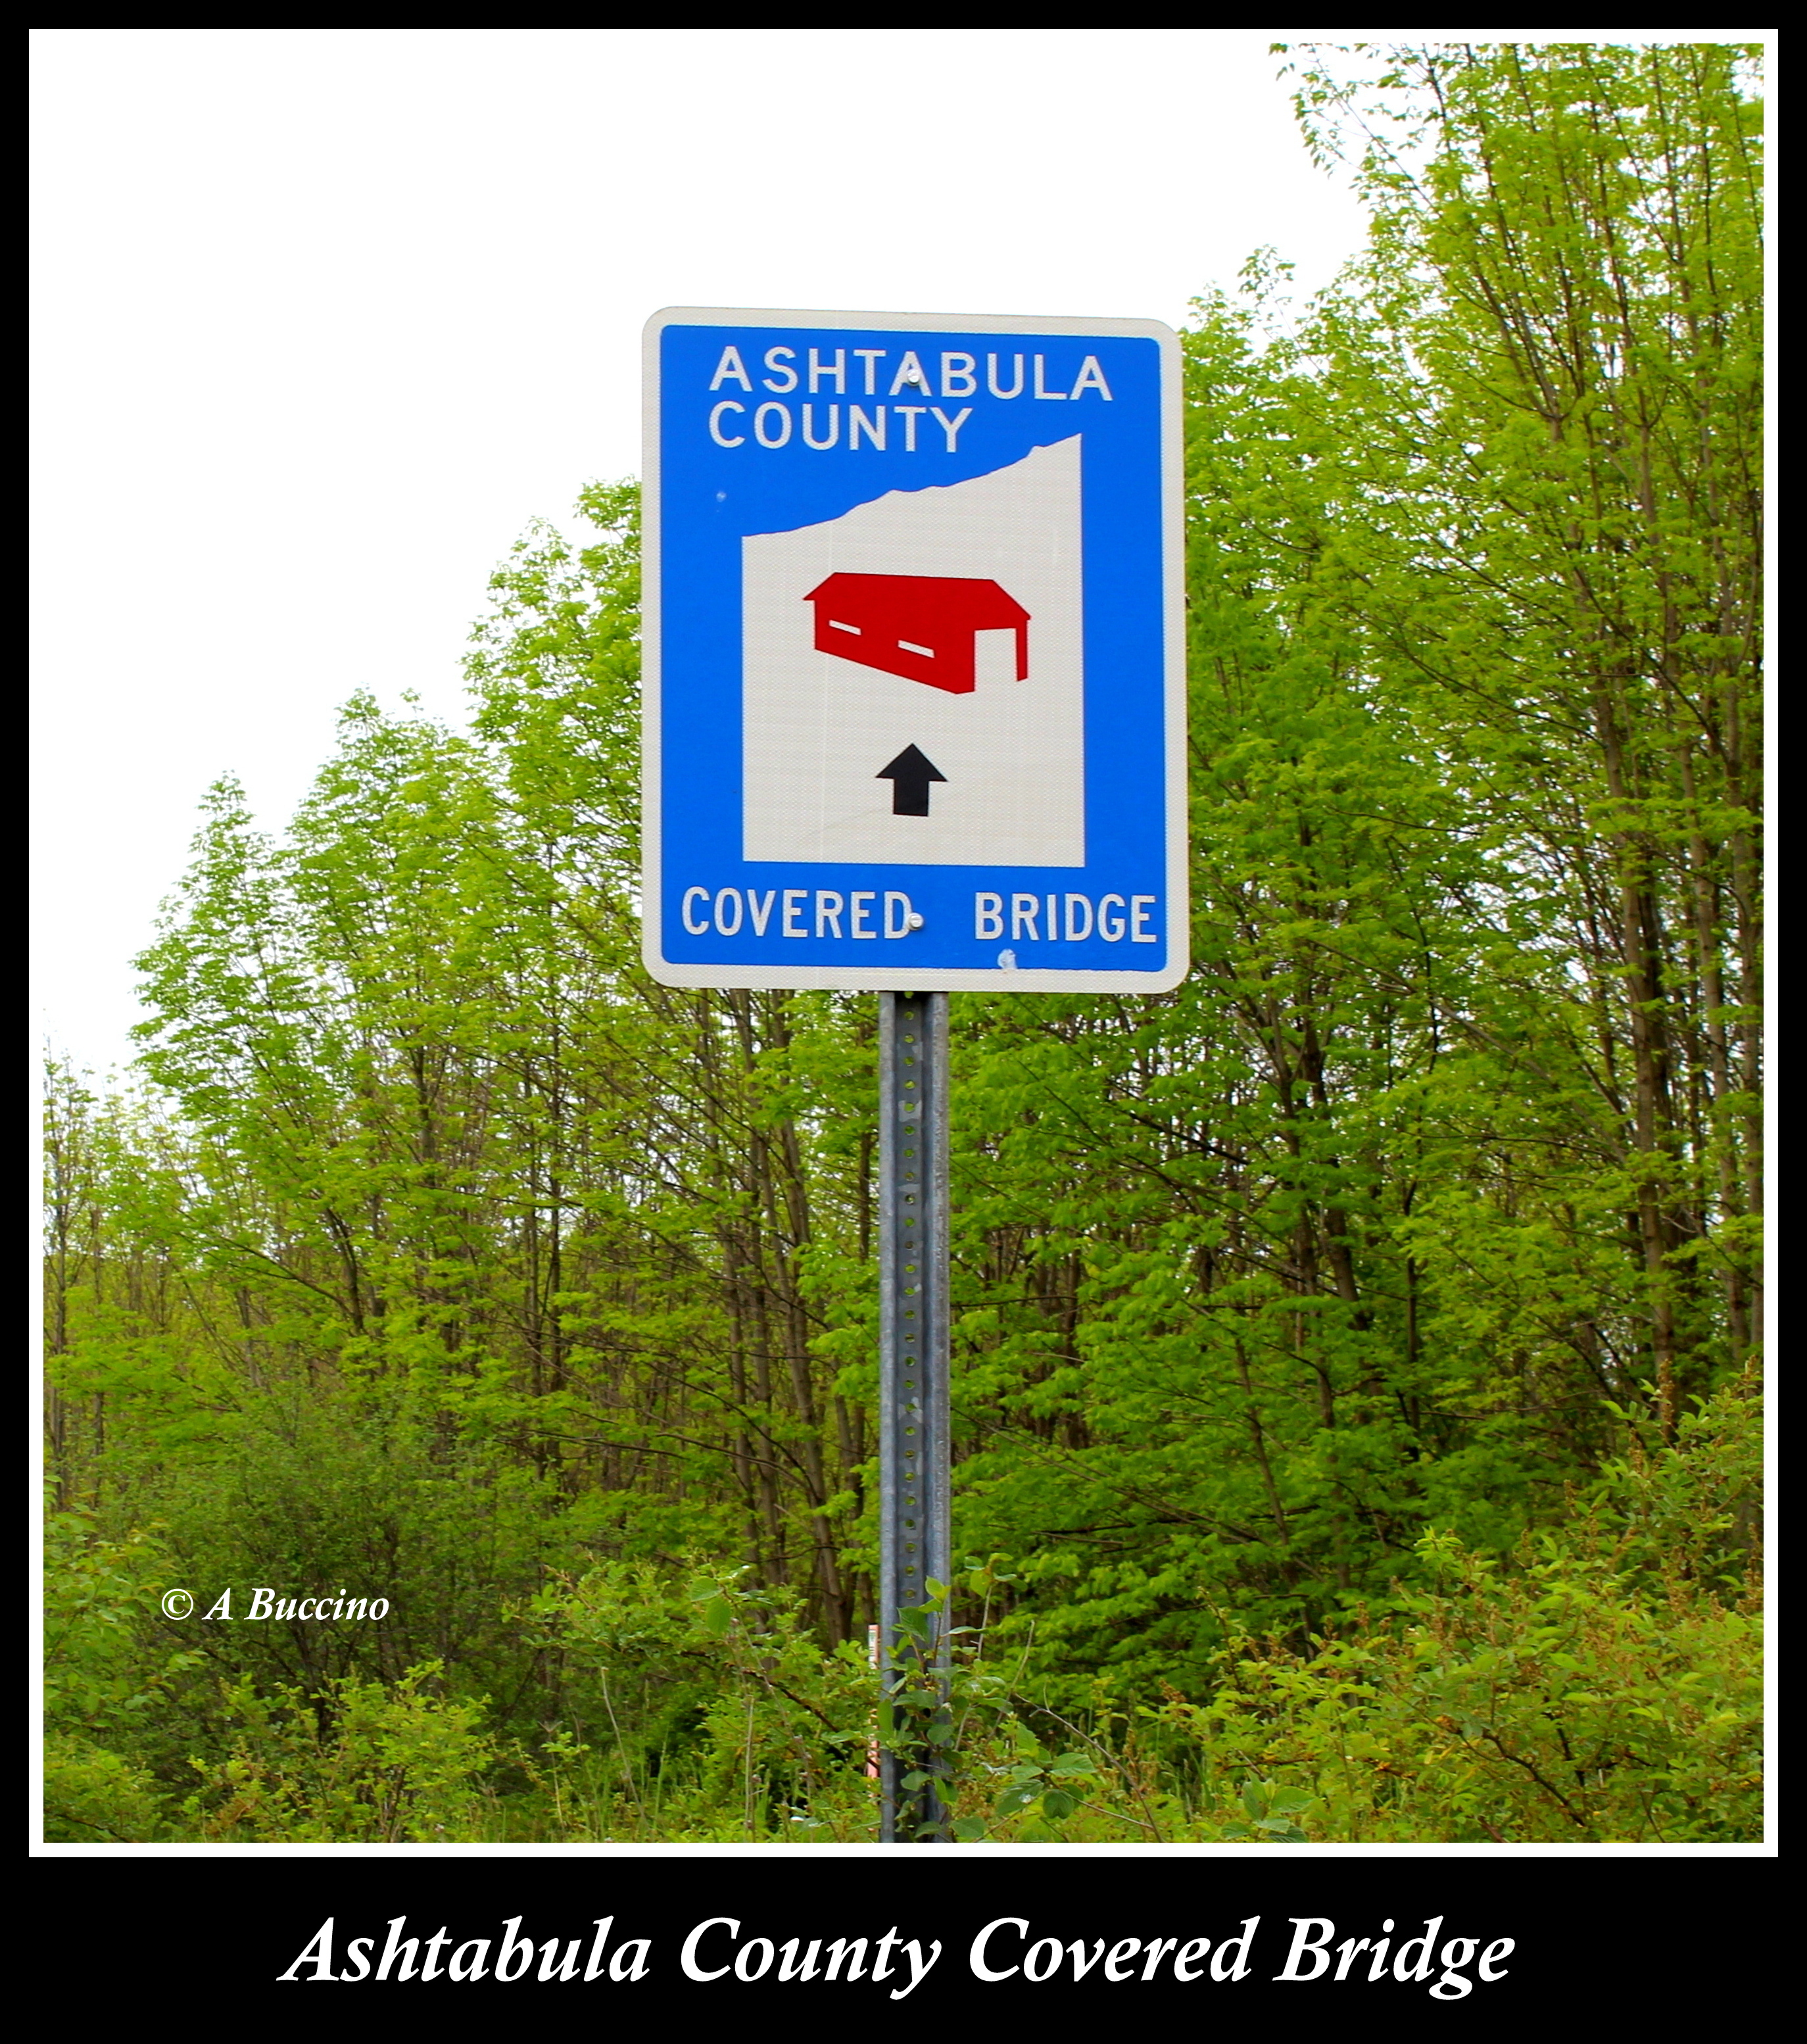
642;306;1186;991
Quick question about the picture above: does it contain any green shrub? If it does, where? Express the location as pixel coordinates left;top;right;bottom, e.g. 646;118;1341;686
43;1736;168;1843
1155;1384;1763;1841
182;1663;496;1841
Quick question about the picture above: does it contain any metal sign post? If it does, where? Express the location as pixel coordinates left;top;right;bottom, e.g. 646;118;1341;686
877;989;951;1841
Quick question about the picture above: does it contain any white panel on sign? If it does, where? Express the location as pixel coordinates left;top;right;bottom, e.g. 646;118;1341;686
742;437;1085;867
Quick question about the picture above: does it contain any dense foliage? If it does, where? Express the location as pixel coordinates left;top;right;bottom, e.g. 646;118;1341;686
43;42;1762;1843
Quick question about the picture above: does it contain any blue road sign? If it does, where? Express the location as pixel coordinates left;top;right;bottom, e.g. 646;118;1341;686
642;307;1186;991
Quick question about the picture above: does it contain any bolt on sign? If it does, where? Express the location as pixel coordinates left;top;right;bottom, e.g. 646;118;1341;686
641;308;1188;991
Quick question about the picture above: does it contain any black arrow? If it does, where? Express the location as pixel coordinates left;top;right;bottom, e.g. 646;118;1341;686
876;744;947;816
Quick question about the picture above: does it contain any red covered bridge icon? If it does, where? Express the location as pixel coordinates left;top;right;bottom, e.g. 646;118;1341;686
804;573;1030;695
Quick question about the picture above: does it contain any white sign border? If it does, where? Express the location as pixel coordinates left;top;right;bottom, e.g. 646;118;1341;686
642;305;1188;994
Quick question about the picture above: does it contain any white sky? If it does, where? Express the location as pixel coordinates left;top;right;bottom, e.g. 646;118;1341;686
29;29;1758;1080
